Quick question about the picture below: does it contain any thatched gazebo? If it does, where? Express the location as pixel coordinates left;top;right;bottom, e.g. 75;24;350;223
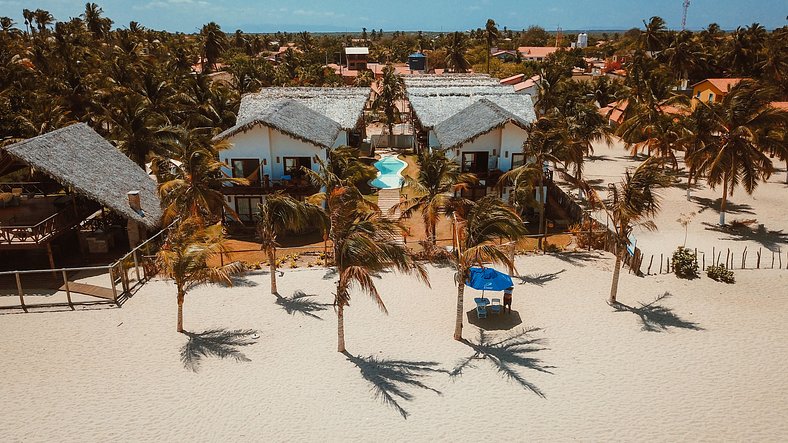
0;123;162;268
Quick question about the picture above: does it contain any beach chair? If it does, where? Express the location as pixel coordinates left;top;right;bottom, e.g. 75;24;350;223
476;305;487;319
490;298;502;315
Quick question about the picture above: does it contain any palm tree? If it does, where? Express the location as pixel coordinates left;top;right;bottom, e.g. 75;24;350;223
353;69;374;87
501;116;569;250
660;30;701;89
617;101;685;169
563;101;612;198
82;3;111;40
690;81;786;225
328;186;428;352
100;92;177;167
200;22;228;73
445;31;470;73
600;157;670;305
32;9;54;34
484;19;499;74
640;16;666;57
156;134;248;224
256;192;327;294
156;220;244;333
679;103;716;200
371;64;405;141
449;196;527;340
304;146;377;203
397;149;476;247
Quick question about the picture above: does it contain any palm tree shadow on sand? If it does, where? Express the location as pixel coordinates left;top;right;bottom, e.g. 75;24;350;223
180;328;258;372
343;351;446;419
451;328;554;397
275;290;332;320
612;292;703;332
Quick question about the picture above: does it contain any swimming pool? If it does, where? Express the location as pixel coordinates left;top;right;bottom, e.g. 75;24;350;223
369;156;407;189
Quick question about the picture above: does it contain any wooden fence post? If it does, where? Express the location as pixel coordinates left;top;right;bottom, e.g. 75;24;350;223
15;272;27;313
133;250;141;282
726;249;731;269
647;255;653;275
62;270;73;310
659;254;663;274
757;248;761;269
741;247;747;270
109;267;118;302
712;247;715;265
717;251;722;267
702;252;705;270
780;248;783;269
772;251;776;269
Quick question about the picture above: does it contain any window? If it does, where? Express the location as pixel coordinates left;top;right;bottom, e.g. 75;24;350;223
235;197;262;223
708;93;714;102
283;157;312;177
231;159;261;185
461;151;489;174
511;153;525;169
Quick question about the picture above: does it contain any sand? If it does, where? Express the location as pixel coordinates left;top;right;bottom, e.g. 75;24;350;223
2;252;787;442
556;137;788;262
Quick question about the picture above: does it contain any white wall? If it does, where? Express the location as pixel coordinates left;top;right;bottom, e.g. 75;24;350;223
220;125;328;182
441;122;529;173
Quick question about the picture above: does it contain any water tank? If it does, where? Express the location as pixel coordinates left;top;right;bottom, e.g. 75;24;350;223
408;53;426;71
577;33;588;49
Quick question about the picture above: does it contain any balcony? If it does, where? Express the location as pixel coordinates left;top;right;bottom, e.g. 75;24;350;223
0;195;100;248
222;176;318;197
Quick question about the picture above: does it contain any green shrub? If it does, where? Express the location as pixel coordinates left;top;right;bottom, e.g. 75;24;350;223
672;247;699;279
706;264;735;283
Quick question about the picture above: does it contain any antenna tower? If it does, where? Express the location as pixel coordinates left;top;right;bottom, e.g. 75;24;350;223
555;26;563;47
681;0;691;31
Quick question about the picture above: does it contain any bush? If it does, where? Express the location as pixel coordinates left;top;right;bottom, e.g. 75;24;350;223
672;247;699;279
568;219;606;250
706;264;735;284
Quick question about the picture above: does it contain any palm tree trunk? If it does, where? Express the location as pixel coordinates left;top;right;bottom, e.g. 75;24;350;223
453;278;465;340
719;176;728;226
268;247;277;294
608;250;623;305
686;170;693;201
537;176;545;250
337;303;346;353
785;160;787;185
177;287;185;333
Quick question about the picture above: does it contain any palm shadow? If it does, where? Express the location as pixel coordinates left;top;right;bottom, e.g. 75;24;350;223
550;251;604;267
612;292;703;332
701;222;788;250
516;269;566;286
692;196;755;215
180;328;258;372
343;351;446;419
322;268;338;280
451;328;554;397
275;290;332;320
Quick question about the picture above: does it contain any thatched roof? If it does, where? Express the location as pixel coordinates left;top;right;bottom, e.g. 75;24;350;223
433;98;533;149
2;123;162;229
236;87;369;130
403;74;501;88
409;93;536;129
215;99;340;148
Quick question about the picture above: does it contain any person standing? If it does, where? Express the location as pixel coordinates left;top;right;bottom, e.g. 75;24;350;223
503;286;513;314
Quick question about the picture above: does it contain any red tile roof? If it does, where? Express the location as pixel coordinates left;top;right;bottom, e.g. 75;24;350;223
691;78;746;93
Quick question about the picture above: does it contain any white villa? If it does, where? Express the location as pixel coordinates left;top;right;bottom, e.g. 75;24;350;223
404;74;536;199
213;87;368;222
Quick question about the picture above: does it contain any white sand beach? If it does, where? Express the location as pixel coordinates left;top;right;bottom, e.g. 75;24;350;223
556;138;788;263
2;254;787;441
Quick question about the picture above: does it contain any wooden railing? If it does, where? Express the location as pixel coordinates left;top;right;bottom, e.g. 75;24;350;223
0;182;51;196
0;203;100;245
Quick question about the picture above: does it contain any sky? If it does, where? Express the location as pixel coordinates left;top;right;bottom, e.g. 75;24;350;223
1;0;786;33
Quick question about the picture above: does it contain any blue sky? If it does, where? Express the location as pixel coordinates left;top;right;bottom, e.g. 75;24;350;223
2;0;786;33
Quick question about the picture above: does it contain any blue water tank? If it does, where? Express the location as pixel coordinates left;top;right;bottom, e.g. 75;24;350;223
408;53;426;71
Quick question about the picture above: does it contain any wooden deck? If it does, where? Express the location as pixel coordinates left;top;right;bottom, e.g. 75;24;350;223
59;282;115;301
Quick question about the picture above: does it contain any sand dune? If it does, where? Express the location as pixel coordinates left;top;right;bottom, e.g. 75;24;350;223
1;253;787;441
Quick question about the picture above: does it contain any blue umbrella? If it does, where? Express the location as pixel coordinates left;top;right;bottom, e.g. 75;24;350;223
466;267;513;293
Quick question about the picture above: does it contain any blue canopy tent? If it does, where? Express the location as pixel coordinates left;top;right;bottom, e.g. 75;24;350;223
466;267;513;294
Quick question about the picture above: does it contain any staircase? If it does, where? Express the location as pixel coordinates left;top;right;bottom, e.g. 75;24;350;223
376;188;405;245
377;188;401;221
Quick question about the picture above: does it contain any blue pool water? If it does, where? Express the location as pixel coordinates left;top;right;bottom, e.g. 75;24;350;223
369;156;407;189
